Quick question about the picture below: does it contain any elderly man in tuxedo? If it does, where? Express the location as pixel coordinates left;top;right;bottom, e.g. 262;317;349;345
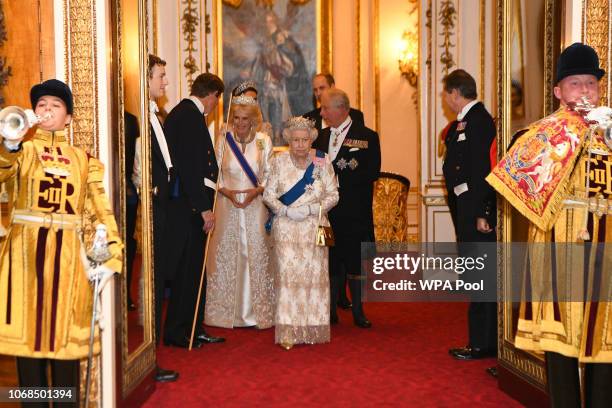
313;88;380;328
162;73;226;348
304;74;365;310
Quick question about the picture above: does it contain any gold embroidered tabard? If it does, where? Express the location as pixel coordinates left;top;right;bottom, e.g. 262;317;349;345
486;107;589;231
500;110;612;363
0;128;122;360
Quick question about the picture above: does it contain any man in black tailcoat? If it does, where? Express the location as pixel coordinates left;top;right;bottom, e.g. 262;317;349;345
442;69;497;361
313;88;381;328
162;73;226;348
147;54;178;382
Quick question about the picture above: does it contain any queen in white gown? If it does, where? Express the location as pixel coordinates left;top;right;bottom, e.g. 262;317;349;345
263;117;339;349
205;95;274;329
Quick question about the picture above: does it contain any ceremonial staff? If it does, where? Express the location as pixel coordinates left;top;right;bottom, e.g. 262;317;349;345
188;91;234;350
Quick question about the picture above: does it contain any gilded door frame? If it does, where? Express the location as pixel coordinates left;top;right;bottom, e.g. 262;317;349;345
496;0;563;400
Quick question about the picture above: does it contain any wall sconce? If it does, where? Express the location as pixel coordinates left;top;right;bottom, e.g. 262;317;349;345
398;30;418;87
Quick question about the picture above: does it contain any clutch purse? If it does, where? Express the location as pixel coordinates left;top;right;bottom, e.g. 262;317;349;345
315;204;335;247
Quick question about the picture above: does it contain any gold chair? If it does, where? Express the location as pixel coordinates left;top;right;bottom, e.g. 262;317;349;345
373;172;410;242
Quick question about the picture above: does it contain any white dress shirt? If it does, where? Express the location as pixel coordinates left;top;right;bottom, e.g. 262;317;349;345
328;116;353;161
187;96;217;190
188;95;205;114
149;100;173;173
457;100;479;121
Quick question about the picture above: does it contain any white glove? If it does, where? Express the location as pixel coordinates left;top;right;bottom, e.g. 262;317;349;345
586;106;612;129
286;205;309;221
79;245;115;296
88;264;115;293
3;139;22;151
308;203;320;216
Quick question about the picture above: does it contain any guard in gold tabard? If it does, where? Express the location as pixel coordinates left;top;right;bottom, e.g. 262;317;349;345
487;43;612;407
0;80;122;404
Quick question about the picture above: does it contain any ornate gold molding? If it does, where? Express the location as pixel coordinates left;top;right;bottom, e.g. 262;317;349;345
438;0;456;75
65;0;99;157
204;0;211;72
373;175;410;242
499;344;547;387
583;0;610;105
152;0;158;54
64;1;102;403
422;195;447;206
543;0;556;115
0;0;11;107
479;0;485;99
182;0;199;88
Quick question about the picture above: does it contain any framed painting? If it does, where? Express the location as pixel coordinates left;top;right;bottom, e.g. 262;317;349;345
214;0;332;146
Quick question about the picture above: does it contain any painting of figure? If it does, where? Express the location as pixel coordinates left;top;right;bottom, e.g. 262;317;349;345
222;0;316;145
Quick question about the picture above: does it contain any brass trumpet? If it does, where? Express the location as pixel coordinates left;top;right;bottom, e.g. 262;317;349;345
0;106;53;141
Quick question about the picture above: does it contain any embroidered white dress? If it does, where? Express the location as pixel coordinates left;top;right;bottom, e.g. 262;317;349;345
263;151;339;345
205;132;274;328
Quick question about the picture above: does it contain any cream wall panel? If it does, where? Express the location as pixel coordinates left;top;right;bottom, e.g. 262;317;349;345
377;0;419;186
332;0;359;110
420;0;497;242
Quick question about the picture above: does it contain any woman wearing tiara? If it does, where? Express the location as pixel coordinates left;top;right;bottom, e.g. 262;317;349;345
263;117;339;349
204;95;275;329
227;80;273;139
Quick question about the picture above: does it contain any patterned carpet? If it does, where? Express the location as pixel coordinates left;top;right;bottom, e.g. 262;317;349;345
144;302;522;407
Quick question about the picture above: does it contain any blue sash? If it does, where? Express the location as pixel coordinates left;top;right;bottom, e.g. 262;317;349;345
265;150;325;232
226;132;259;187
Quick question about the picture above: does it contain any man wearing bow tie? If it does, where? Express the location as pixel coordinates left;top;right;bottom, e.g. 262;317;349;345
313;88;381;328
162;73;226;349
442;69;497;362
146;54;179;382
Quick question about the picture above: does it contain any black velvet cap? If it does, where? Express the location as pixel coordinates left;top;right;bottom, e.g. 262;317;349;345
30;79;74;114
556;42;605;84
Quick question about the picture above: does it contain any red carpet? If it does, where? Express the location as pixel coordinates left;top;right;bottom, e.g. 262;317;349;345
144;302;522;407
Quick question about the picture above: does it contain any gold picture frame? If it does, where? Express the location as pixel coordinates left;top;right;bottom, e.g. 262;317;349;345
212;0;332;145
497;0;564;403
110;0;157;403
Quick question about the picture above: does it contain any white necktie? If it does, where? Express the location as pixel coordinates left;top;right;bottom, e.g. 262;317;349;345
149;100;173;172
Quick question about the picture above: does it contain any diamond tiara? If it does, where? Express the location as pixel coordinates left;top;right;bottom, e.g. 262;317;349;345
232;95;258;106
233;80;258;96
284;116;315;130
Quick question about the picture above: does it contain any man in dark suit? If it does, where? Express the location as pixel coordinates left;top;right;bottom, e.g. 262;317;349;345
313;88;381;328
162;73;225;348
147;54;179;382
304;73;364;310
303;73;364;133
441;69;497;361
